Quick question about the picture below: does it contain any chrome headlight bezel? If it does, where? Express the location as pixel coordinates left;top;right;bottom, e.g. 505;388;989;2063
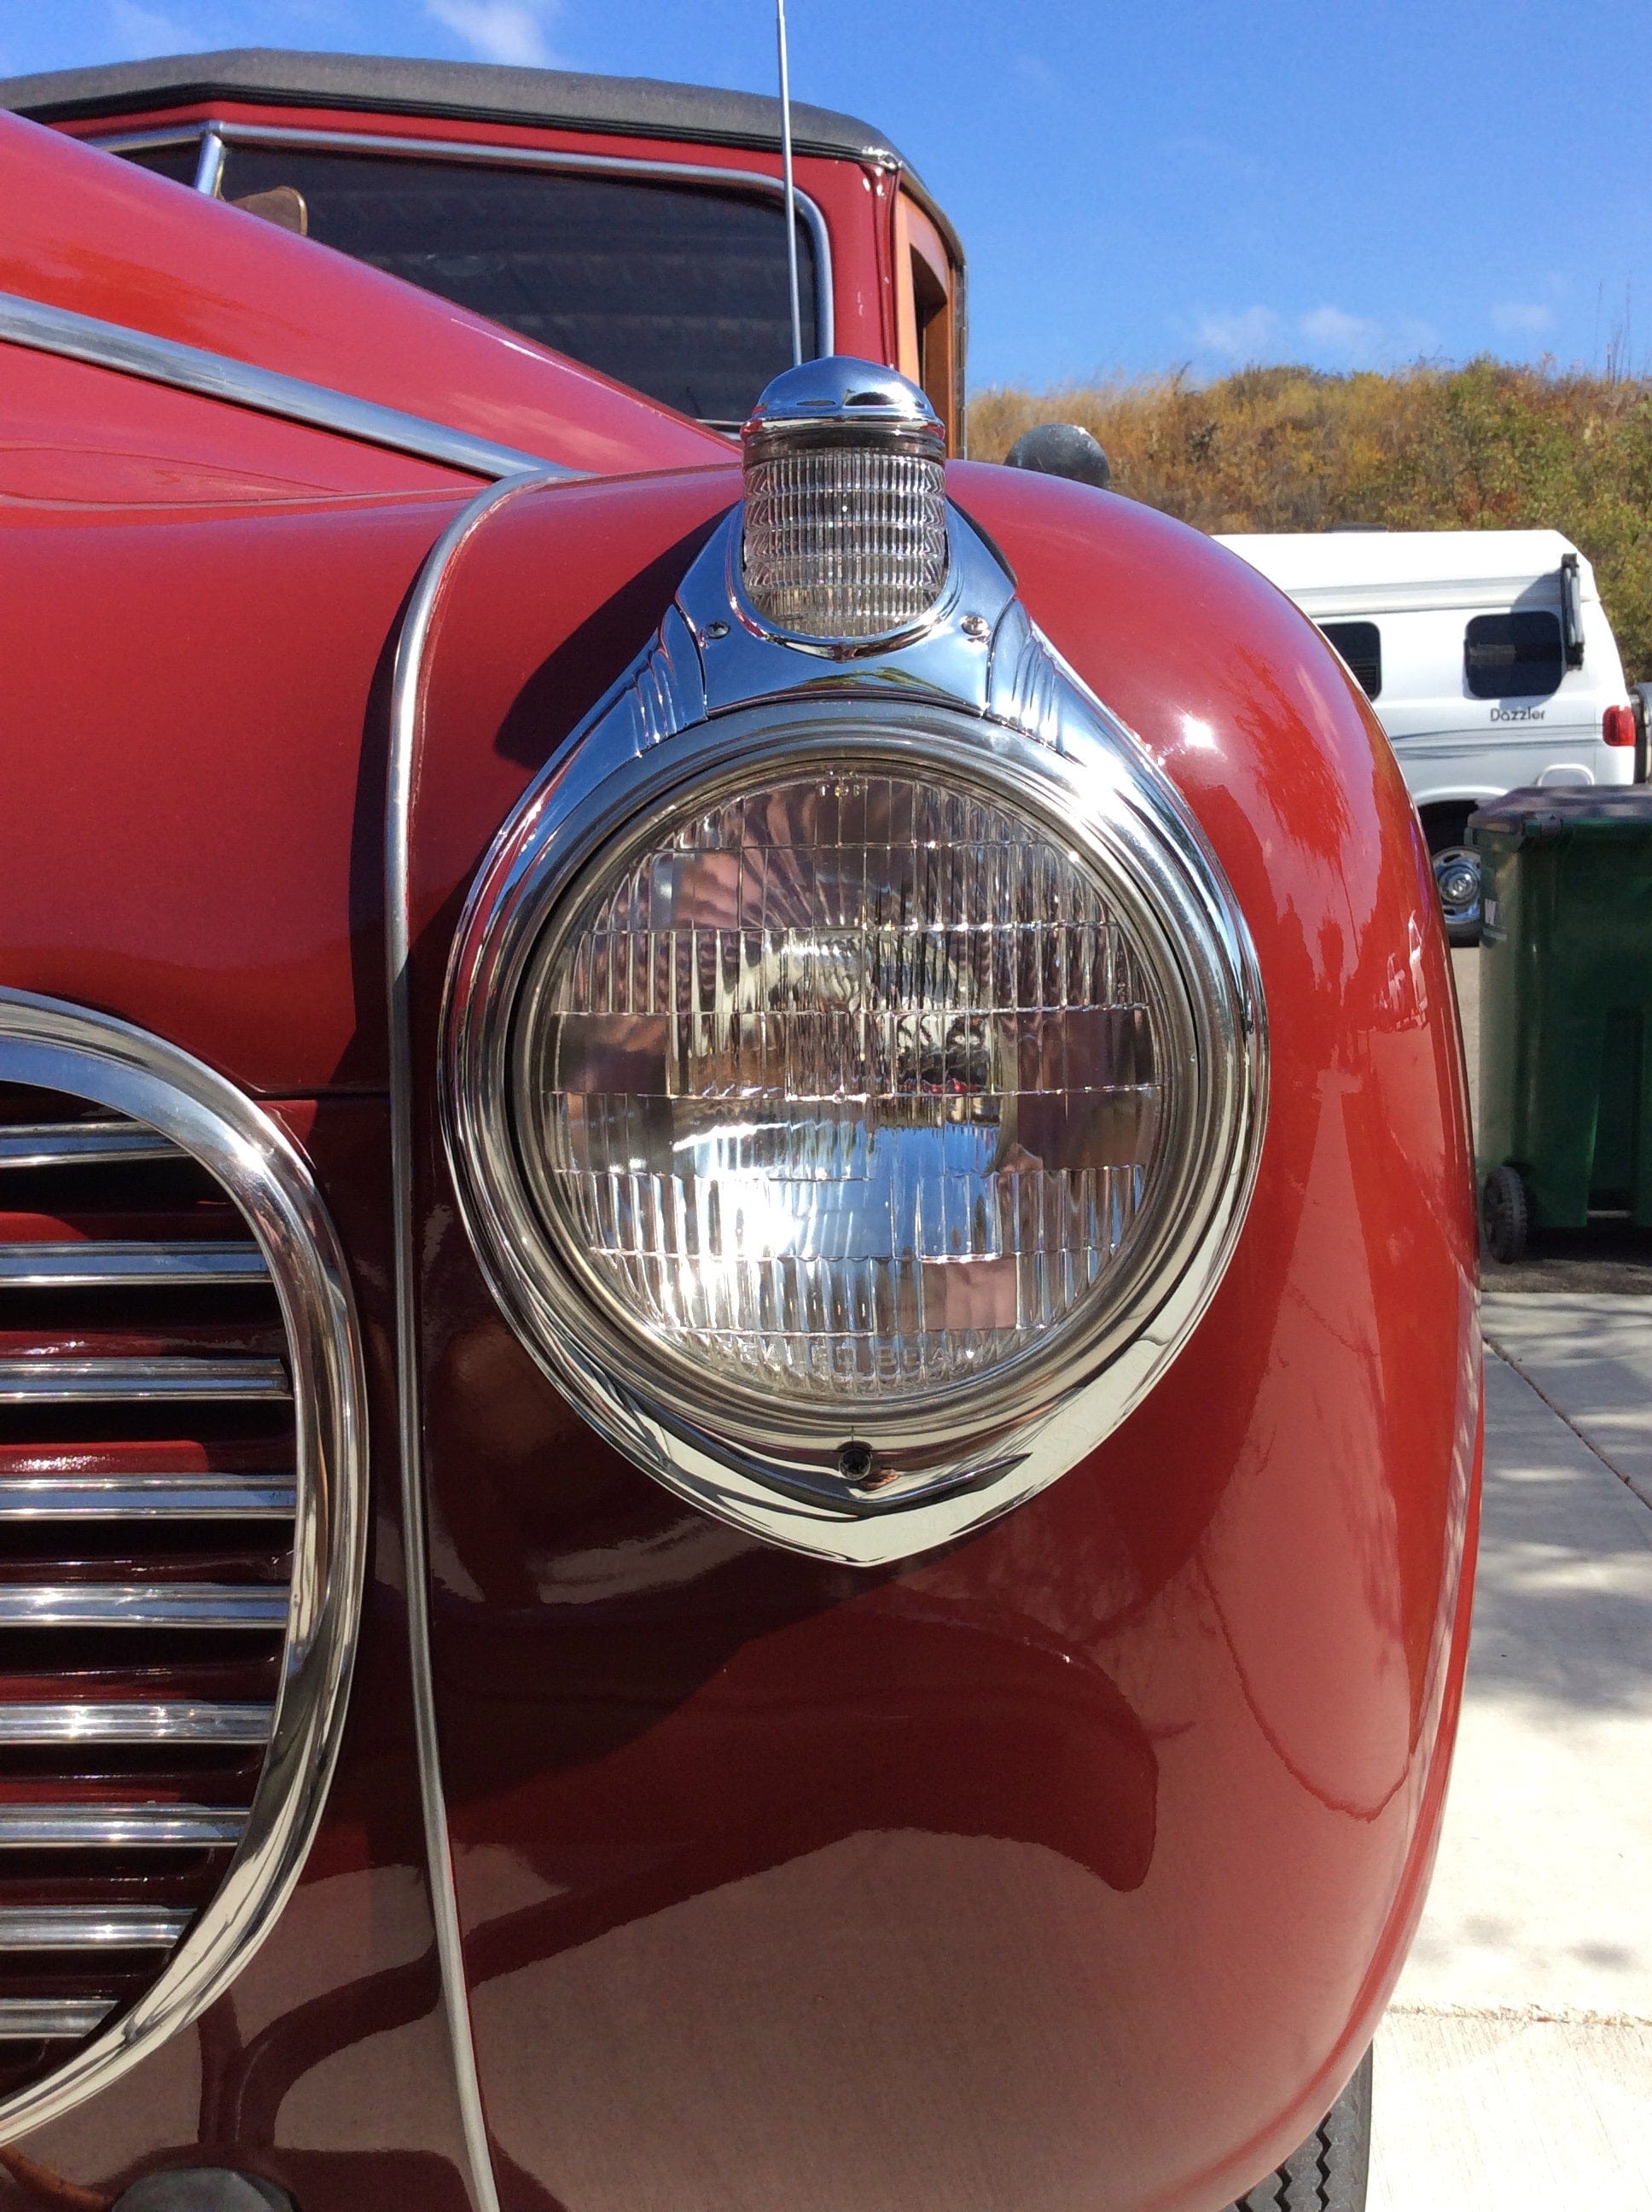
445;661;1265;1566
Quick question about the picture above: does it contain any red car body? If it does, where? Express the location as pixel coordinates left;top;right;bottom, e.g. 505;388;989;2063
7;48;964;445
0;58;1478;2212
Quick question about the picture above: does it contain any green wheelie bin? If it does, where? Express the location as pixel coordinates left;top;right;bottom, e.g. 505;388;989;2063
1470;784;1652;1261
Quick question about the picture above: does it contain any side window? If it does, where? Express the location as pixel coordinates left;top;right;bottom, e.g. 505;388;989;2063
1464;612;1564;700
1321;620;1382;700
212;145;818;429
115;141;203;186
895;193;958;450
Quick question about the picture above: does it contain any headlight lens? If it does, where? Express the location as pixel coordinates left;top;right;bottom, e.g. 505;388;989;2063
512;766;1170;1409
446;693;1263;1559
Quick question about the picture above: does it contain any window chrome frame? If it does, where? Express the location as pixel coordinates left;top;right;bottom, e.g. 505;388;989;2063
91;118;836;369
440;504;1268;1567
0;987;369;2142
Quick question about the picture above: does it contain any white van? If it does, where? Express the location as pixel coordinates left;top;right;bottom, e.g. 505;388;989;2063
1218;528;1638;939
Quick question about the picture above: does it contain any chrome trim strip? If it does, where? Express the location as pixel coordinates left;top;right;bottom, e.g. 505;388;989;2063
0;1703;272;1744
0;1907;189;1950
0;1586;288;1630
0;1120;181;1167
0;289;567;484
74;128;207;154
0;1356;288;1400
0;1806;247;1848
91;118;836;362
0;1242;267;1286
194;126;225;196
0;2000;114;2039
0;1473;296;1519
0;989;369;2141
387;474;558;2212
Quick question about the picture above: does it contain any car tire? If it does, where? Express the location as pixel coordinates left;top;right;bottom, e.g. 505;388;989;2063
1481;1163;1530;1265
1224;2048;1372;2211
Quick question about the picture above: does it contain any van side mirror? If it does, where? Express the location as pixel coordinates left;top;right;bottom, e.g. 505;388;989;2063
1560;551;1585;668
1004;422;1112;490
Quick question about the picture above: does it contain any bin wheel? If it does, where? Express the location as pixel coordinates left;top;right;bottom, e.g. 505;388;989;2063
1481;1164;1530;1265
1224;2047;1372;2210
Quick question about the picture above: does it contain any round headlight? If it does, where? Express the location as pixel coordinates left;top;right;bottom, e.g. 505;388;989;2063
446;697;1262;1561
515;764;1167;1407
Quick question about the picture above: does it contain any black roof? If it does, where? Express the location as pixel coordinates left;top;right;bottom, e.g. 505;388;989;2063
0;49;962;265
0;44;923;179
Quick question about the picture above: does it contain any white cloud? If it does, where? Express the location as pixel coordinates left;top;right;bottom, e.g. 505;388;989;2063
1166;133;1265;184
1193;306;1280;359
1298;306;1438;365
424;0;565;67
1492;300;1554;335
1190;302;1439;370
1300;304;1382;354
1013;54;1059;93
106;0;191;56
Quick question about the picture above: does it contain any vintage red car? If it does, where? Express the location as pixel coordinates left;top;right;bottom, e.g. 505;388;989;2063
0;49;1478;2212
0;47;963;442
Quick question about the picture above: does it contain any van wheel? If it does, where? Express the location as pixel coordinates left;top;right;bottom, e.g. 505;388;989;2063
1421;804;1482;944
1430;843;1482;943
1225;2049;1372;2211
1481;1164;1530;1264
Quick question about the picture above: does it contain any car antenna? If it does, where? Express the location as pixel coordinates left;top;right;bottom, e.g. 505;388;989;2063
776;0;805;364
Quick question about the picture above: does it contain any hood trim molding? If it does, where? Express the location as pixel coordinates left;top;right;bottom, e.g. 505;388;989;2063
0;287;572;483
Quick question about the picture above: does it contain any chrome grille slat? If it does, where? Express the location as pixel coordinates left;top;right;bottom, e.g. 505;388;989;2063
0;1999;114;2039
0;1243;267;1287
0;993;365;2139
0;1806;247;1848
0;1586;288;1631
0;1906;189;1949
0;1703;273;1744
0;1474;296;1519
0;1121;181;1168
0;1079;285;2061
0;1357;288;1402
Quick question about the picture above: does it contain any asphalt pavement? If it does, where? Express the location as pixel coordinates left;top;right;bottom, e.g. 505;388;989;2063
1368;951;1652;2210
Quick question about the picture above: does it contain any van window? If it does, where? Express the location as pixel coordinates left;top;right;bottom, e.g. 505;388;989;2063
1463;612;1564;700
212;144;819;429
1321;620;1382;700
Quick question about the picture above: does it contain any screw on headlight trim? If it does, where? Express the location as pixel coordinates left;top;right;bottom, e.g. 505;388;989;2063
836;1440;880;1487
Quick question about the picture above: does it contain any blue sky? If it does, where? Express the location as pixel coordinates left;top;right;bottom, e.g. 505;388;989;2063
2;0;1646;390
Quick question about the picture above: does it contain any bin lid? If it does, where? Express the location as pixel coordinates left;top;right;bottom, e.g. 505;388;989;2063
1469;785;1652;843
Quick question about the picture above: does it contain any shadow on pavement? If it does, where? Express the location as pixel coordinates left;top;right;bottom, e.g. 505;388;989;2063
1484;1220;1652;1295
1461;1355;1652;1715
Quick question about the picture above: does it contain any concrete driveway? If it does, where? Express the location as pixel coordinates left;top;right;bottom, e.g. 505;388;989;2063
1369;950;1652;2209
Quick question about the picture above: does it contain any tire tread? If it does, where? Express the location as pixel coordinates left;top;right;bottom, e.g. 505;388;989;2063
1224;2047;1371;2212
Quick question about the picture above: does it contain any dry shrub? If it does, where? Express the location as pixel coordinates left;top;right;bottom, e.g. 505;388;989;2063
969;361;1652;683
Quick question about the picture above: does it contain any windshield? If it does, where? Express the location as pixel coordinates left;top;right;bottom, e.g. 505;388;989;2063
211;143;820;430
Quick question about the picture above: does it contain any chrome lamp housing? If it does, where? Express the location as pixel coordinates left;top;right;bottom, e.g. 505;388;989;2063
739;356;949;646
444;360;1266;1567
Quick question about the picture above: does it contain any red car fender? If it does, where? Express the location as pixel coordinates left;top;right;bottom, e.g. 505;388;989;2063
378;463;1480;2212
